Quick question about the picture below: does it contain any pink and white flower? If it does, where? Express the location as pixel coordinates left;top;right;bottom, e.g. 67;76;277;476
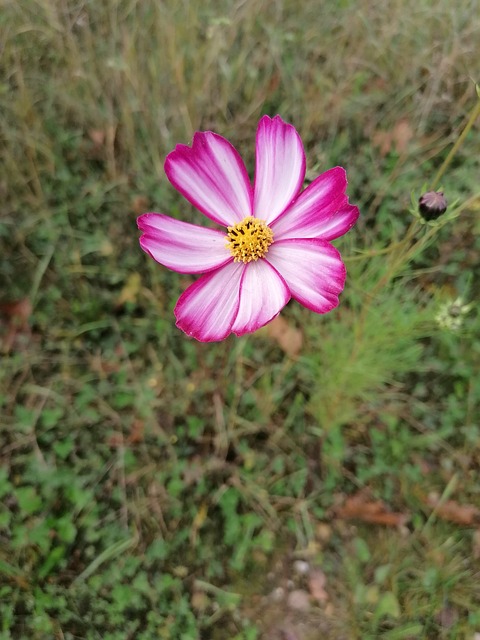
138;115;359;342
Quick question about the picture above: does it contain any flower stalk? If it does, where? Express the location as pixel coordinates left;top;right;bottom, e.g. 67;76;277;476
430;88;480;191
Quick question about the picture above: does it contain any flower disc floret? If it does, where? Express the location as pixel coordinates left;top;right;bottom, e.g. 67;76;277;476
226;216;274;263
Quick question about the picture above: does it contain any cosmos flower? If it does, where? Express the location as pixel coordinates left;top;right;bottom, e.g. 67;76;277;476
138;115;359;342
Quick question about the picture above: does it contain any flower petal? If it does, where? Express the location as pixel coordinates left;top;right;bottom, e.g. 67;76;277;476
138;213;231;274
232;260;290;336
174;261;245;342
313;202;360;241
253;115;306;225
165;131;253;227
271;167;358;240
266;239;346;314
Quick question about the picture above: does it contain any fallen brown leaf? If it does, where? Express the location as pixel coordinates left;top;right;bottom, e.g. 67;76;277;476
426;494;480;526
335;492;409;527
88;126;116;147
88;129;106;146
392;118;414;154
473;529;480;559
308;568;328;603
371;118;414;157
128;419;144;444
266;316;303;357
107;420;144;447
108;433;123;448
0;298;32;324
88;352;121;377
372;129;392;157
131;195;150;216
86;125;117;165
0;298;32;352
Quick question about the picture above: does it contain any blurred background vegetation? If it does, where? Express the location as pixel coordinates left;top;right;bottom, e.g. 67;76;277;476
1;1;479;638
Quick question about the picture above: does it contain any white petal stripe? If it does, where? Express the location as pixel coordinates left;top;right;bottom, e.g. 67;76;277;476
138;213;232;274
174;261;245;342
271;167;350;240
232;260;291;335
309;203;360;242
254;115;306;225
266;239;346;314
165;132;253;227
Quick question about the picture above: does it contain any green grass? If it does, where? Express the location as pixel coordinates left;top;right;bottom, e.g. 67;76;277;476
1;0;480;638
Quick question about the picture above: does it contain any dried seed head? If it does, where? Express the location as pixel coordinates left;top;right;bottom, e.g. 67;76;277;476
435;297;473;331
418;191;448;221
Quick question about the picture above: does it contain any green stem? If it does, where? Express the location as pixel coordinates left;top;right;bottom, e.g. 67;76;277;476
430;91;480;191
455;191;480;215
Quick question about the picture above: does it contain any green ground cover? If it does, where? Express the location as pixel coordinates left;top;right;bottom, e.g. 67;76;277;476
1;1;479;638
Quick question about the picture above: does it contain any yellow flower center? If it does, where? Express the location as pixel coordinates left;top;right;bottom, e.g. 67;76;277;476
225;216;274;263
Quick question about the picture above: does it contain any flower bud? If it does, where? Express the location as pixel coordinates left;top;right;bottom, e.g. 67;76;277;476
418;191;447;221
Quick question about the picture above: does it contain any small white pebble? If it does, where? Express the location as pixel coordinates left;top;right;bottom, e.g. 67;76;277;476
269;587;285;603
287;589;311;612
293;560;310;575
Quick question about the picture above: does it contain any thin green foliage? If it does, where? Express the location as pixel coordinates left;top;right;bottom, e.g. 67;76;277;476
305;279;431;431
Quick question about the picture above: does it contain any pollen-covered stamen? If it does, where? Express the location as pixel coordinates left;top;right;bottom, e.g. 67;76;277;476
226;216;274;263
